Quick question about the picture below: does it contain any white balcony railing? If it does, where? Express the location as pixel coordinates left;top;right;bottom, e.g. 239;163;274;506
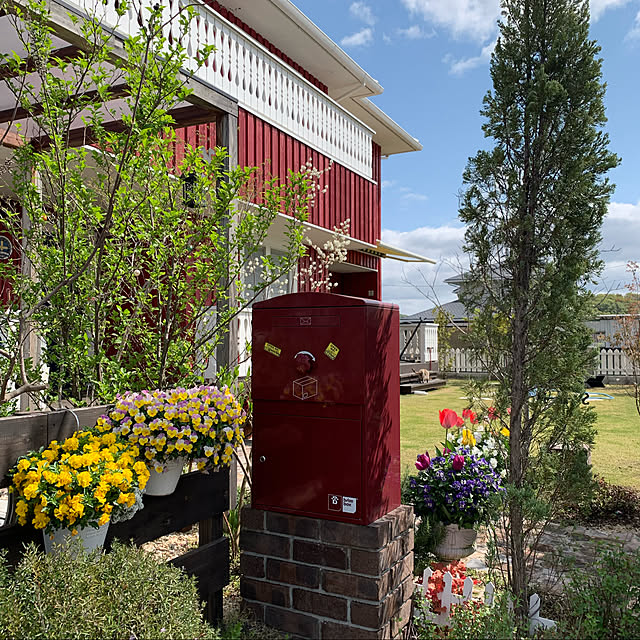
400;323;438;364
59;0;375;179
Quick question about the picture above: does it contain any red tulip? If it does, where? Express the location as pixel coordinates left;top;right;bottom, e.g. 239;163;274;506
462;408;477;424
439;409;463;429
452;454;465;471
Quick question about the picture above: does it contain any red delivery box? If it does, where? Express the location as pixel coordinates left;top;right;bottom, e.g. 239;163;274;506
251;292;400;525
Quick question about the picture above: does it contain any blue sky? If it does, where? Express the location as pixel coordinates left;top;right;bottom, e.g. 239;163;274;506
294;0;640;314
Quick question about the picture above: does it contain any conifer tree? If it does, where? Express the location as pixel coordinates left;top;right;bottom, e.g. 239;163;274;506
459;0;619;618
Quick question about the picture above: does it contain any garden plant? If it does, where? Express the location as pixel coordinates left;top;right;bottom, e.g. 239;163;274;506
9;429;149;536
457;0;619;620
0;0;318;412
0;542;220;639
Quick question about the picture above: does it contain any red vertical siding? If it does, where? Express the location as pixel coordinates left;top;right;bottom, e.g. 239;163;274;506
170;121;217;172
168;110;383;299
0;200;22;307
237;108;381;247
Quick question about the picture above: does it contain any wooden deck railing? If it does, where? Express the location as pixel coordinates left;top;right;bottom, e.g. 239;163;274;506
0;406;229;622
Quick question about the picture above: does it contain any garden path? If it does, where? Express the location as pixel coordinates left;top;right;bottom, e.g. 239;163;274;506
466;522;640;595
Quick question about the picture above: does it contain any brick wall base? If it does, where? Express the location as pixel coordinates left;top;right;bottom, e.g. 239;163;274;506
240;505;414;639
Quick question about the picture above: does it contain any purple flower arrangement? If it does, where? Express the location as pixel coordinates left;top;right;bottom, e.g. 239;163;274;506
406;448;505;528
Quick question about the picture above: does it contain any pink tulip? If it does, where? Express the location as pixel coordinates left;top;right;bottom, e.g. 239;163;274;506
452;454;465;471
415;452;431;470
488;407;499;420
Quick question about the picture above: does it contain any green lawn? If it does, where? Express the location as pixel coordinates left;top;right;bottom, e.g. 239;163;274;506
400;380;640;489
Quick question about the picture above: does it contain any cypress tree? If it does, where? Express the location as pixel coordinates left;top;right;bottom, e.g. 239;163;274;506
459;0;619;619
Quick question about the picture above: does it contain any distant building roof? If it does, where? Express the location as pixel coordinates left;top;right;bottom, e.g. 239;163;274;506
402;300;468;323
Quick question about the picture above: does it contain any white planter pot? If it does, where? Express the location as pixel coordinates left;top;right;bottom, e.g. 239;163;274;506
144;457;186;496
434;524;477;561
43;522;109;556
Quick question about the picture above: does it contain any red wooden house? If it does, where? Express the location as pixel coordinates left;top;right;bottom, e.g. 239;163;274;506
0;0;431;377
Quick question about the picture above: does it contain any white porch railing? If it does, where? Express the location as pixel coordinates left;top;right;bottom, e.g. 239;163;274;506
400;323;438;364
596;347;632;376
57;0;375;179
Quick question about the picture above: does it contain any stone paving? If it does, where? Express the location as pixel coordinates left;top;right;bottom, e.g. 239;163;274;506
463;521;640;595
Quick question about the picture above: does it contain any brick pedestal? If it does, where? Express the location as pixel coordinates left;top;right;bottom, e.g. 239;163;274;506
240;505;414;639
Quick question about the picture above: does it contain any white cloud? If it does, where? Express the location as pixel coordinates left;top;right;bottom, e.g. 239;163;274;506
626;9;640;39
590;0;634;21
400;0;635;45
380;201;640;314
598;200;640;291
396;24;435;40
444;38;496;75
349;1;377;26
402;192;429;201
340;27;374;48
400;0;500;42
399;187;429;201
382;179;396;189
381;225;468;315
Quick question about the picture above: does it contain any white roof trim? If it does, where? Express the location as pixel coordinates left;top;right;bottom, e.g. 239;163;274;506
213;0;420;156
214;0;382;100
343;97;423;156
264;214;434;266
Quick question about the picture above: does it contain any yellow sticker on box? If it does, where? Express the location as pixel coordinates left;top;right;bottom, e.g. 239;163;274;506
264;342;281;357
324;343;340;360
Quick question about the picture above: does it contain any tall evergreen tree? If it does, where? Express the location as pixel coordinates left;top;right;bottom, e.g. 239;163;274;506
459;0;619;618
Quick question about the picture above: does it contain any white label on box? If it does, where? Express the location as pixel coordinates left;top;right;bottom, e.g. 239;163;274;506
342;496;357;514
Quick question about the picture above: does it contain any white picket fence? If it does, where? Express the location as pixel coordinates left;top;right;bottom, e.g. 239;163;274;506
444;347;634;377
415;569;556;636
595;347;632;376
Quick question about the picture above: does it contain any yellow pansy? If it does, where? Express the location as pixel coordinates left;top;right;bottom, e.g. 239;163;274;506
77;471;92;488
500;427;510;438
56;470;72;488
62;437;79;452
33;512;50;529
23;482;40;500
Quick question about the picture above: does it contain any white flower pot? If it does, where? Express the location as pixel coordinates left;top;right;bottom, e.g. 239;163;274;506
434;524;478;561
144;457;186;496
43;522;109;556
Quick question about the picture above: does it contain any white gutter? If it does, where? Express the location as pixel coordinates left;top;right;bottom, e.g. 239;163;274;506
270;0;383;99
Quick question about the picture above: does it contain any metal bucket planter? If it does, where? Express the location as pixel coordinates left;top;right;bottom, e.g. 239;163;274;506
43;522;109;556
144;457;187;496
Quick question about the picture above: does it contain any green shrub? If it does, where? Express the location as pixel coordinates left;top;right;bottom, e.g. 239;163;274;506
552;544;640;639
0;541;219;639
